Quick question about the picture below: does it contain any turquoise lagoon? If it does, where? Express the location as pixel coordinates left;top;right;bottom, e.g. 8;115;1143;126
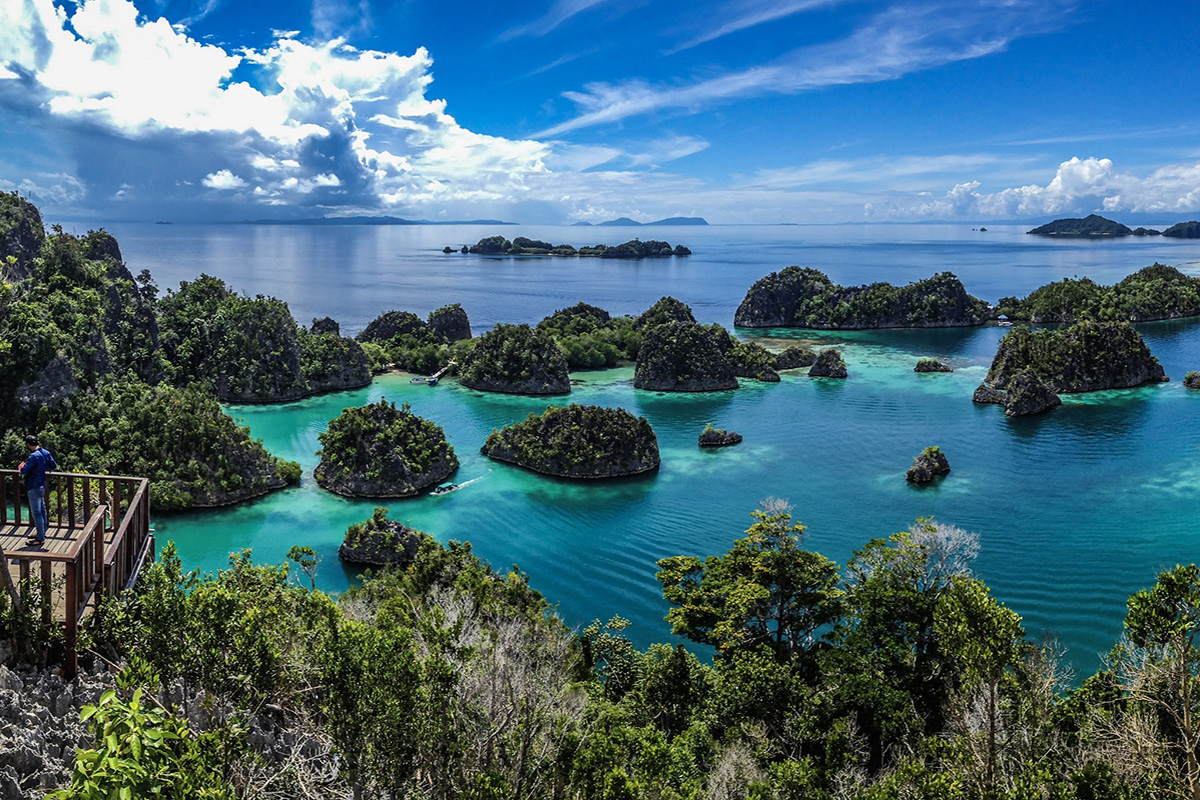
105;221;1200;677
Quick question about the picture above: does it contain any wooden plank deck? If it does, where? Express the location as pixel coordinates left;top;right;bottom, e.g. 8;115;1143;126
0;521;86;561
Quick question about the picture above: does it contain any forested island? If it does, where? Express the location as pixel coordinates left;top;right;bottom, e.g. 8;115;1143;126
734;268;990;329
451;235;691;257
1027;214;1134;236
996;263;1200;323
481;404;661;478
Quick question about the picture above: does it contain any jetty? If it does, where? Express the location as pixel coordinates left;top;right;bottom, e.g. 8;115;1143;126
1;469;153;677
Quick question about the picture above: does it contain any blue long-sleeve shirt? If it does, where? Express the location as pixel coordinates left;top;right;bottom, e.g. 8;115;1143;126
19;448;55;493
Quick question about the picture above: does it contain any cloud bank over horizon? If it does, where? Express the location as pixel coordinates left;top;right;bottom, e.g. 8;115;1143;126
0;0;1198;225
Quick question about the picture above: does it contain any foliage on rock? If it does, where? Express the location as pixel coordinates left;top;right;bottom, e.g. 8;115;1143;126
535;302;641;370
634;321;739;391
458;323;570;394
996;264;1200;323
735;267;989;329
315;400;458;497
984;321;1166;393
481;403;660;478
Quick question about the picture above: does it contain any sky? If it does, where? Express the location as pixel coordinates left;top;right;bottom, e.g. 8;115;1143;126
1;0;1198;224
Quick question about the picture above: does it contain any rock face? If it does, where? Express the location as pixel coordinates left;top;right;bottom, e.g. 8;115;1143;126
915;358;953;373
735;267;988;329
1160;221;1200;239
974;321;1167;415
481;404;660;478
774;345;818;369
809;349;847;378
634;322;739;392
358;310;431;344
459;324;570;395
1027;215;1133;237
1003;370;1062;416
1185;371;1200;389
985;321;1166;393
299;328;372;396
906;446;950;483
636;296;696;329
311;316;340;336
699;425;742;447
0;191;45;279
727;341;782;381
315;400;459;497
338;510;424;566
427;303;472;342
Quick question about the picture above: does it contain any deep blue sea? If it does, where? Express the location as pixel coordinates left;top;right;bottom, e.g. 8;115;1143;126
102;220;1200;678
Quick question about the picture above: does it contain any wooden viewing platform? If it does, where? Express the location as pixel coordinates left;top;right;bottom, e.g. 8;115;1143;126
1;469;154;677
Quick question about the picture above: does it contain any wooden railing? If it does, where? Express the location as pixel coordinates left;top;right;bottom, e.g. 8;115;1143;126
1;469;154;677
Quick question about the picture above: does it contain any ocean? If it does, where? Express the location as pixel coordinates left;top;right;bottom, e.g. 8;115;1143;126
105;220;1200;677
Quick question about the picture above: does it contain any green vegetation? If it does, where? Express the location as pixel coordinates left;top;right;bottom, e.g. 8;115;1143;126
535;302;642;369
996;264;1200;322
159;274;369;401
985;321;1165;392
1027;214;1134;236
0;195;300;509
32;507;1200;798
457;323;570;394
315;400;458;497
636;295;696;329
481;403;660;477
735;267;989;329
24;380;299;510
633;320;739;391
356;309;474;375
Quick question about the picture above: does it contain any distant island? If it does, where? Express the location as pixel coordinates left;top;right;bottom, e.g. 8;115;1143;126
240;215;517;226
1027;214;1133;237
1163;221;1200;238
572;216;709;227
450;235;691;258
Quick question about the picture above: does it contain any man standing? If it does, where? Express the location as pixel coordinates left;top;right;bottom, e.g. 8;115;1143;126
19;434;56;547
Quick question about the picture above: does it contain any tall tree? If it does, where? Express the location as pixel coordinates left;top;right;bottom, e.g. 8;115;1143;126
656;499;842;661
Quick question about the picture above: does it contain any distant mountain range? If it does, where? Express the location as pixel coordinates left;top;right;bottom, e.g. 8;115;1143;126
239;216;517;226
573;216;709;227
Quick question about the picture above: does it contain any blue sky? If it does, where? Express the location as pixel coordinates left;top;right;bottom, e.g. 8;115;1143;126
1;0;1198;224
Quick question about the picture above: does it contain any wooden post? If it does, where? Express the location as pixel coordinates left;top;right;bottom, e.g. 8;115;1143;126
67;478;76;529
40;560;52;627
64;558;78;680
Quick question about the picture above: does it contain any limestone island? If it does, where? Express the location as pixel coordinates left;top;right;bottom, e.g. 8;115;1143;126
906;446;950;483
458;323;570;394
159;275;370;403
995;264;1200;323
456;235;691;258
481;404;661;478
734;268;989;329
1185;371;1200;389
635;319;739;391
1026;214;1133;237
973;321;1168;416
315;400;459;497
1163;221;1200;239
536;302;641;370
699;423;742;447
357;304;473;375
338;507;424;567
915;358;953;373
809;349;848;378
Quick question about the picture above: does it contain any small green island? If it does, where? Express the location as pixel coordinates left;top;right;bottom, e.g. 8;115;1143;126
481;403;661;478
974;321;1167;415
314;400;459;497
458;323;571;395
338;506;425;566
734;267;989;329
1163;221;1200;238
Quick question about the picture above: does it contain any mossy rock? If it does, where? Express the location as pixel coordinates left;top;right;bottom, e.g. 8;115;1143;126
458;323;570;395
634;321;738;392
339;507;425;566
915;358;952;373
906;445;950;483
482;404;660;478
809;349;847;379
315;400;458;497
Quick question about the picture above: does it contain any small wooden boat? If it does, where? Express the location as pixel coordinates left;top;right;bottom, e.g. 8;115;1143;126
410;376;439;385
429;482;459;496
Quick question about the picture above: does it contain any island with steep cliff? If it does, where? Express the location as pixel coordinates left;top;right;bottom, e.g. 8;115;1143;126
315;400;459;497
458;323;571;395
996;264;1200;323
973;321;1168;415
734;268;989;329
481;404;660;478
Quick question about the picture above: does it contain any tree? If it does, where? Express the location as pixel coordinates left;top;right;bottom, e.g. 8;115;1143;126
1117;564;1200;800
656;499;842;661
934;576;1026;796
